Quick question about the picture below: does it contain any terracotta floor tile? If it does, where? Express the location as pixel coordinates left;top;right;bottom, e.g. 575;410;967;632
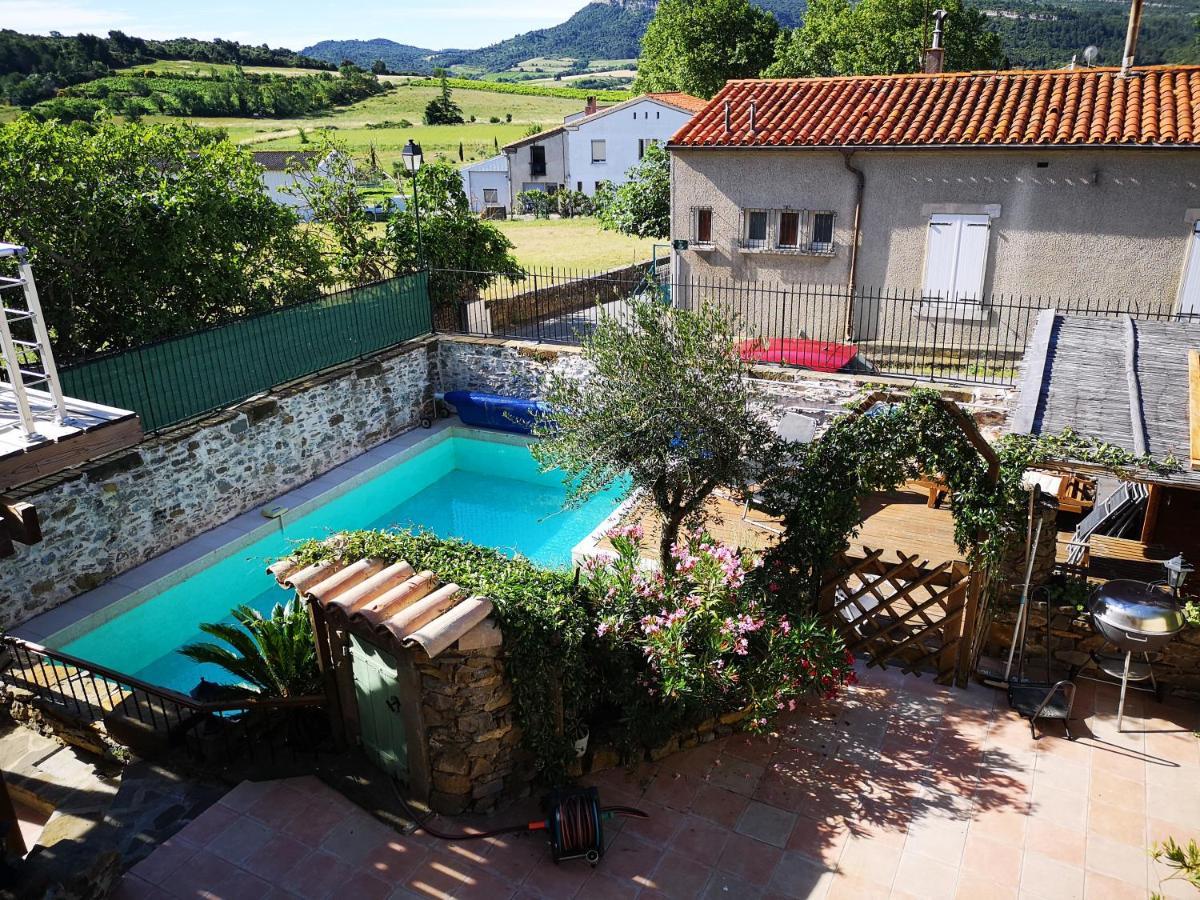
1018;850;1083;900
786;816;848;868
245;782;311;828
767;850;834;899
176;803;240;847
715;832;783;888
647;850;713;899
318;811;394;867
162;848;238;900
1027;783;1087;830
1088;773;1145;814
577;869;642;900
903;818;967;863
825;872;890;900
892;851;959;900
1089;747;1146;782
1084;834;1151;888
968;806;1028;848
111;876;171;900
689;783;749;829
208;866;274;900
725;734;779;766
960;831;1022;885
281;798;350;847
736;800;798;849
206;815;274;866
602;832;664;887
644;772;703;812
1023;817;1086;868
359;835;430;884
1084;871;1148;900
450;862;518;900
707;756;766;797
954;873;1018;900
668;814;730;863
619;798;679;847
129;839;195;886
217;780;274;814
279;849;354;900
240;832;310;883
519;852;593;898
835;833;902;887
1087;800;1147;847
700;869;764;899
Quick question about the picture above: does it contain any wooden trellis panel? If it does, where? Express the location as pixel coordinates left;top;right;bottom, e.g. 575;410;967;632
820;547;982;685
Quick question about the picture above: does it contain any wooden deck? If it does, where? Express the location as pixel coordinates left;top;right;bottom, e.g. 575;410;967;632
598;483;964;568
852;485;964;565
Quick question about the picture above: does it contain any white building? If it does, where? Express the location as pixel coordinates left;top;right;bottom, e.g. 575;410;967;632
459;154;511;216
563;93;706;197
251;150;351;221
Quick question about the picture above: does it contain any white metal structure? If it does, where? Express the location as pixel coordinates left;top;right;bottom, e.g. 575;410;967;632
0;244;68;442
1178;220;1200;315
459;154;510;214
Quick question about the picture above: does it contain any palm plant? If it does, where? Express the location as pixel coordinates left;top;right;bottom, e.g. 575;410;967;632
180;599;320;699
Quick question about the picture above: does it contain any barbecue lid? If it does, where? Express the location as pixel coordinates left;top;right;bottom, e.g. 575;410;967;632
1088;580;1186;635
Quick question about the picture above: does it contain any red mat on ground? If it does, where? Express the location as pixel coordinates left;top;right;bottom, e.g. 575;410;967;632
738;338;858;372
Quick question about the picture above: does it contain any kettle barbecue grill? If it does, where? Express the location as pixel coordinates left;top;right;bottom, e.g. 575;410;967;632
1085;577;1187;731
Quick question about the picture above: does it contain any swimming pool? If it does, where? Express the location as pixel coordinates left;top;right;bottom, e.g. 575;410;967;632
49;429;628;695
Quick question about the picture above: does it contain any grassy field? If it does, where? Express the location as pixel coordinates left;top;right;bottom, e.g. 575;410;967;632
495;218;660;272
154;80;586;168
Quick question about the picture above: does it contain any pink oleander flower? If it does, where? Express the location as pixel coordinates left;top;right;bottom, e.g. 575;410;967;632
778;617;791;634
596;621;611;638
768;582;781;593
606;523;644;542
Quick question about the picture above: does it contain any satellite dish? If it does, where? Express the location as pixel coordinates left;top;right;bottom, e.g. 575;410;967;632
1083;45;1100;66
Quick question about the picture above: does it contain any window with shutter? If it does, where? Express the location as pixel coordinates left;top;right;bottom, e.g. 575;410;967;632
694;207;713;245
744;210;769;249
921;213;992;318
529;145;546;177
777;211;800;248
1179;221;1200;315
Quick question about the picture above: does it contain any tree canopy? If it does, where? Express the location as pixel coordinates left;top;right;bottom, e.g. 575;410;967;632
423;71;464;125
596;142;670;240
532;298;774;569
0;118;328;359
633;0;780;99
766;0;1002;78
386;160;523;320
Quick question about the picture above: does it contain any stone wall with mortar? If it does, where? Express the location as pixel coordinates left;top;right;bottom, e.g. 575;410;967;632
435;335;1012;437
1;338;436;631
415;644;526;814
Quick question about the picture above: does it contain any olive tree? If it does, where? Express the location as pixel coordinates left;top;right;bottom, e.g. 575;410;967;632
533;298;773;570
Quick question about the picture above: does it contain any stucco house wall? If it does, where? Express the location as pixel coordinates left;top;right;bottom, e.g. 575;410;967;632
670;147;1200;314
566;98;693;197
503;129;568;209
460;155;510;214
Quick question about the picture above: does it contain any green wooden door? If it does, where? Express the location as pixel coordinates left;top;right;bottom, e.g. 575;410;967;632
349;634;408;781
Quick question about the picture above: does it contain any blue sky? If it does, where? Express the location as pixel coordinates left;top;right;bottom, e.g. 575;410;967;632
3;0;592;50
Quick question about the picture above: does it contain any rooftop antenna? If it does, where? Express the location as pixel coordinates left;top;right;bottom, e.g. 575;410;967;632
1119;0;1144;76
724;100;731;135
749;100;757;133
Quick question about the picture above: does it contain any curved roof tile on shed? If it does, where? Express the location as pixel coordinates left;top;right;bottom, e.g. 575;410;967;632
669;66;1200;149
269;554;496;659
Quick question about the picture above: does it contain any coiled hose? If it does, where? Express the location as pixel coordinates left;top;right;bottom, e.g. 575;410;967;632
391;778;647;864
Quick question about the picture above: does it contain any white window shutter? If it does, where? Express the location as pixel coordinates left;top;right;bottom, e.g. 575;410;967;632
955;217;991;302
923;219;960;302
1179;221;1200;315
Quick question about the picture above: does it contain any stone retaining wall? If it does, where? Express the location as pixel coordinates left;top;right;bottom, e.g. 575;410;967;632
1;338;436;631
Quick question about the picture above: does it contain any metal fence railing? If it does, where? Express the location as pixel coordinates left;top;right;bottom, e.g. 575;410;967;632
59;272;432;432
433;266;1198;386
1;635;327;765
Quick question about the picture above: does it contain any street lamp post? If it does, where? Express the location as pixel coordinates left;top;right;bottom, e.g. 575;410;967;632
401;139;424;266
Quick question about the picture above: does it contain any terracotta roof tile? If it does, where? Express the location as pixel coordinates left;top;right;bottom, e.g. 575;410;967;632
645;91;709;114
670;66;1200;149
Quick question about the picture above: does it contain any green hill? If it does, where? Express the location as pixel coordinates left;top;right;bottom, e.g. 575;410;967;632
299;38;438;74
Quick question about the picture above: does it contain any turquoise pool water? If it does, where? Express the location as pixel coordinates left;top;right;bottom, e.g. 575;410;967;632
56;432;627;695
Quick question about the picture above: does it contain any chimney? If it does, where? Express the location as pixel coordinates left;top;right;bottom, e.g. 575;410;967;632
724;101;732;135
584;96;598;116
749;100;757;133
923;9;948;74
1119;0;1144;76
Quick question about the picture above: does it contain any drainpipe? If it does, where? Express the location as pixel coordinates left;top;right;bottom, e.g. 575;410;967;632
841;150;865;342
1120;0;1144;76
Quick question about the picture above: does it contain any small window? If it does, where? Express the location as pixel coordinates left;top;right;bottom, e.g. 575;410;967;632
811;212;835;252
744;210;769;249
638;138;657;159
483;188;498;204
576;181;583;191
529;144;546;177
694;207;713;245
591;139;606;163
594;180;606;193
777;211;800;249
656;111;661;118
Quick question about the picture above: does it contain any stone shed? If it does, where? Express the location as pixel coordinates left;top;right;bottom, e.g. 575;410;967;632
269;551;524;814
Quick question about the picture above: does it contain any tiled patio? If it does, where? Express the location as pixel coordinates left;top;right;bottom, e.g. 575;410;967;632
114;664;1200;899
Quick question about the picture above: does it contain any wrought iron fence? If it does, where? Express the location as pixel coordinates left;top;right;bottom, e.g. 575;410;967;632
433;265;1198;385
58;271;433;432
1;635;327;765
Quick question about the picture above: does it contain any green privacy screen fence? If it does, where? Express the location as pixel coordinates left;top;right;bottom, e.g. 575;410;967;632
60;272;432;433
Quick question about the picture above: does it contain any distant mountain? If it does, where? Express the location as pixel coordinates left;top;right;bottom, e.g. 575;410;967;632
300;38;438;73
302;0;806;75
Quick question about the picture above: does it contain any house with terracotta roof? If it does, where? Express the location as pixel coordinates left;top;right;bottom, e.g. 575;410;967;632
667;65;1200;334
503;92;705;209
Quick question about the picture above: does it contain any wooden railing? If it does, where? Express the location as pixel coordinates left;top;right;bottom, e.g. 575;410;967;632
0;635;326;763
